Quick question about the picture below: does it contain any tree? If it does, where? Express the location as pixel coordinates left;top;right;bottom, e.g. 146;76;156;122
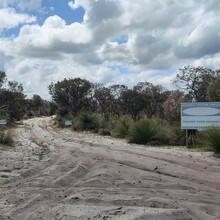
93;86;113;115
49;78;93;116
121;89;146;120
0;71;26;120
163;90;184;123
133;82;166;118
208;77;220;101
109;84;128;116
26;94;53;117
173;66;219;101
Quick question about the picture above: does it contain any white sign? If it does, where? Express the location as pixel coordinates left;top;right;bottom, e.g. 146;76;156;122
0;119;7;125
64;120;72;126
181;102;220;129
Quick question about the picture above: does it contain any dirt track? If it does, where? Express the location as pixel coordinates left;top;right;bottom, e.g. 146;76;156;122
0;117;220;220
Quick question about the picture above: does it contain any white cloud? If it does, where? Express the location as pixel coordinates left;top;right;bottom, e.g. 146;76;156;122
0;0;42;11
1;0;220;98
0;8;36;31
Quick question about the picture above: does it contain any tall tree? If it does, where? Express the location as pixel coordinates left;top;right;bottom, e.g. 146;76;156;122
133;82;166;117
173;66;219;101
162;90;184;123
0;72;26;120
49;78;93;116
121;89;146;120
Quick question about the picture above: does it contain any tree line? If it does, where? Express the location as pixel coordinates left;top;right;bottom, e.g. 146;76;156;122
0;65;220;122
0;71;56;121
49;66;220;123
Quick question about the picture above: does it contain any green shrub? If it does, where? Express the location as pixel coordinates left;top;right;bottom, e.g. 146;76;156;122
74;112;100;131
54;112;75;128
0;131;13;146
206;128;220;153
98;128;111;136
152;118;174;145
128;118;158;145
112;116;133;138
128;118;172;145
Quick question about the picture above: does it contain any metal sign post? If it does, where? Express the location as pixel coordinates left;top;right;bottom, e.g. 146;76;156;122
186;129;188;147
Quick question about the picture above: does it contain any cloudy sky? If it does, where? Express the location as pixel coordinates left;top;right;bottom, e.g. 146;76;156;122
0;0;220;99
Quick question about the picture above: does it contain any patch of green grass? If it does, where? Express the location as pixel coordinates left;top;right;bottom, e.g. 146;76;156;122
0;175;9;178
0;169;11;173
0;143;15;151
186;145;213;152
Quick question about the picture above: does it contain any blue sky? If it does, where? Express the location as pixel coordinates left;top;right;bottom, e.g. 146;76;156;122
0;0;220;98
42;0;84;24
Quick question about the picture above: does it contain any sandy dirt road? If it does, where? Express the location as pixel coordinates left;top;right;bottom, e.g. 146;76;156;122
0;117;220;220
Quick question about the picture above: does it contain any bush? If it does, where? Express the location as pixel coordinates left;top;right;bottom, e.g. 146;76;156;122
128;118;158;145
98;128;111;136
112;116;133;138
73;112;100;131
206;128;220;153
128;118;171;145
154;118;173;145
0;131;13;146
54;112;75;128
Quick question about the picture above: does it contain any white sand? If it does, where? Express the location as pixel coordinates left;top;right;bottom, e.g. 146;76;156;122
0;117;220;220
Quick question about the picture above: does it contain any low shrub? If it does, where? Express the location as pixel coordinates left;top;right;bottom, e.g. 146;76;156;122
128;118;172;145
112;116;133;138
98;128;111;136
73;112;100;131
128;118;158;145
206;128;220;153
152;118;173;145
0;131;13;146
54;112;75;128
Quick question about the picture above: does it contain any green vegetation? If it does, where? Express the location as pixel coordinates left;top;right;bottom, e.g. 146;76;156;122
127;118;171;145
1;66;220;151
206;128;220;153
73;112;100;131
112;116;133;138
128;118;158;144
0;169;11;173
0;130;13;146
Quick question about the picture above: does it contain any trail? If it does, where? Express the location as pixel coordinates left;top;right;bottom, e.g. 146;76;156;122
0;117;220;220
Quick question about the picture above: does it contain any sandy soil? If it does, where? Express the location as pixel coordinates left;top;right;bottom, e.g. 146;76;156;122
0;117;220;220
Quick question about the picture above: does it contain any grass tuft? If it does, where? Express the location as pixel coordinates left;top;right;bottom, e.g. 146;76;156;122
128;118;158;145
0;131;13;146
74;112;100;131
112;116;133;138
206;128;220;153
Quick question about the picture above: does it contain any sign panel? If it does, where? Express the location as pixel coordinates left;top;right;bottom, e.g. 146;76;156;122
181;102;220;129
64;120;72;126
0;119;7;125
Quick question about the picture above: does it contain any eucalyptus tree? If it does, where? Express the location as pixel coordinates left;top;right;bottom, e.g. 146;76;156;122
173;66;219;101
133;82;166;118
49;78;93;116
0;71;26;120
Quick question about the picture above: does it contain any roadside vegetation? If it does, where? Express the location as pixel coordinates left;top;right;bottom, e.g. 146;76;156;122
49;66;220;153
1;66;220;153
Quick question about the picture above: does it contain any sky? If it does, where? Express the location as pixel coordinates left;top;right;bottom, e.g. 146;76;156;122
0;0;220;99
